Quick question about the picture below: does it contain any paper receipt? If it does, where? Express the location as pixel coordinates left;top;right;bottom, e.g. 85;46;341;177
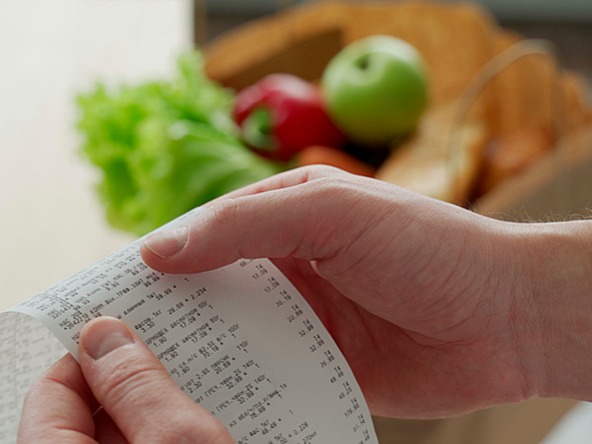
0;210;378;444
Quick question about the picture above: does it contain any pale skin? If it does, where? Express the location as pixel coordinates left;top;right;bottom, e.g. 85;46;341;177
18;317;234;444
19;166;592;441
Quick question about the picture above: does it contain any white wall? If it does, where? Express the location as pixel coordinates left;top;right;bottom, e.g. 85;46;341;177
0;0;192;309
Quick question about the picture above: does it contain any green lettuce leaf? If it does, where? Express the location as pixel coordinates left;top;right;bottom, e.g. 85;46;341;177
77;52;283;235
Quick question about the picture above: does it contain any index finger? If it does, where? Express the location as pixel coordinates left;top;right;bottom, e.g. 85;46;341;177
204;165;349;203
18;354;98;443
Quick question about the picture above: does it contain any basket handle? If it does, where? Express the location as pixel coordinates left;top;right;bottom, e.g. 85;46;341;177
446;38;564;205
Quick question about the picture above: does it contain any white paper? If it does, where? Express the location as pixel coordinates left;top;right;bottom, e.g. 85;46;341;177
0;210;377;443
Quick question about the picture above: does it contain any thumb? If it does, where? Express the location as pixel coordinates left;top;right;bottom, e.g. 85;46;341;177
140;178;359;274
79;317;234;443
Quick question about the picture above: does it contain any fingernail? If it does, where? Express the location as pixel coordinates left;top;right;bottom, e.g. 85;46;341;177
82;317;134;360
144;226;188;259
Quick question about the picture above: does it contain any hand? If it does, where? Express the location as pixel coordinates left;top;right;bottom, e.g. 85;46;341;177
141;166;592;419
18;316;235;443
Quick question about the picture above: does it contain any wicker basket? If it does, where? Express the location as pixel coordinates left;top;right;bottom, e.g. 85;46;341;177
205;0;592;221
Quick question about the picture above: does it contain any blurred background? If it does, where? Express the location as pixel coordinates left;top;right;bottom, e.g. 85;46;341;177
203;1;592;86
2;0;592;306
0;1;192;306
1;1;591;443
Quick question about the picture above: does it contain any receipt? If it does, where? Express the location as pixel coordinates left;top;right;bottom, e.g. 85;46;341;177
0;210;377;443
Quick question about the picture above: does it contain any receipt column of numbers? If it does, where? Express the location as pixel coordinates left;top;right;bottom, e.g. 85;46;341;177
236;259;374;443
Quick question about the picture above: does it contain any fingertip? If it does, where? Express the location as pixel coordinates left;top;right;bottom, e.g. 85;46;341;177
140;220;233;274
80;317;135;361
143;226;189;260
140;226;192;273
139;242;167;270
140;241;206;274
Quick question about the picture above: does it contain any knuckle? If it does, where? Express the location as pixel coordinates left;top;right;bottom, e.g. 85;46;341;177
86;349;234;443
98;358;164;410
305;175;354;200
174;420;229;444
210;199;239;230
149;412;231;444
302;164;347;177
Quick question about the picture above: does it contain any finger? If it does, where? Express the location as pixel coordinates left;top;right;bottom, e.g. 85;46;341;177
140;171;370;274
205;165;348;203
140;165;348;269
79;317;234;443
93;408;127;443
18;354;98;443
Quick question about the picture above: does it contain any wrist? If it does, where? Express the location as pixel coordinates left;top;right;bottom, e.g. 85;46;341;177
510;220;592;401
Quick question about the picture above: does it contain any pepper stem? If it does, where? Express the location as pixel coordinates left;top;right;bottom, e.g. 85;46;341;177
241;107;275;151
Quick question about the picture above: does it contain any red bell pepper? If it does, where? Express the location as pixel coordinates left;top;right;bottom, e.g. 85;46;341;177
233;74;345;161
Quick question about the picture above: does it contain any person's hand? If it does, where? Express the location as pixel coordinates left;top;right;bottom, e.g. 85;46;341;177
141;166;592;418
18;316;235;443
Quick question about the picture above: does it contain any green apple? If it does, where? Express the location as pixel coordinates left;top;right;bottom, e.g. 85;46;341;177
322;35;429;146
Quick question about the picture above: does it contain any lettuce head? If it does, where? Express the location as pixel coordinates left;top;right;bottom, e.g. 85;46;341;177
77;52;283;235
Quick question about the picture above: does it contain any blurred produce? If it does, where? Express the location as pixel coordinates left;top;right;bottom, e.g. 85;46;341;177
322;35;429;146
233;73;345;161
204;1;592;210
77;1;592;236
77;52;284;235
